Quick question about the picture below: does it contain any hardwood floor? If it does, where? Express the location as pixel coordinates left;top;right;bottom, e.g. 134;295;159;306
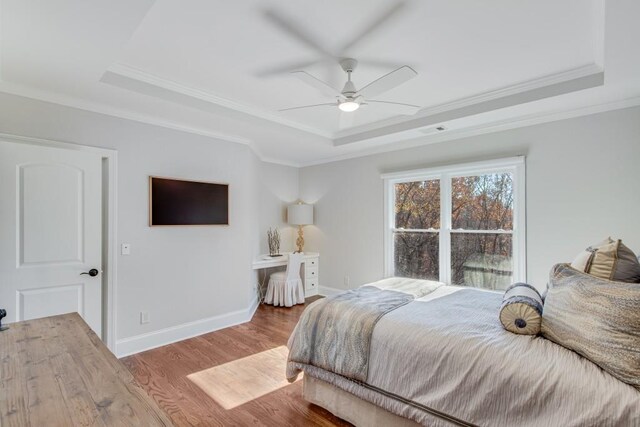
122;297;352;427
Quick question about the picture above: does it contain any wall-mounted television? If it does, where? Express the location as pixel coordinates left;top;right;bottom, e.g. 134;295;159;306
149;176;229;226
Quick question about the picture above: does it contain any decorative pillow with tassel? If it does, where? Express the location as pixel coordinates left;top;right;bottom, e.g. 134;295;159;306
499;283;543;335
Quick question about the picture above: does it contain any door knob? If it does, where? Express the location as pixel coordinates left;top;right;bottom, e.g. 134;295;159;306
80;268;100;277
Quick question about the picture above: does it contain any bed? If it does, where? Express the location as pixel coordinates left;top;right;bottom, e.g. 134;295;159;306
286;277;640;426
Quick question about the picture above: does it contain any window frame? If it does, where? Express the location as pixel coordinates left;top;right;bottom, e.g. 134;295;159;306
382;156;526;286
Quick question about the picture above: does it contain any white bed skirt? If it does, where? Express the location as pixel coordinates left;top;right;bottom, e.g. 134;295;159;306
303;376;421;427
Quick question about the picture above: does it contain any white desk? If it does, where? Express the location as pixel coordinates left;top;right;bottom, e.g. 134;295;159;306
252;252;319;296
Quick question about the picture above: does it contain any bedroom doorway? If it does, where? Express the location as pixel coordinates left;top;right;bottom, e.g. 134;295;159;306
0;134;117;350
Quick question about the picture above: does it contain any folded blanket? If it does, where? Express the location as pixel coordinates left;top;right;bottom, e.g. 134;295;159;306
287;283;437;382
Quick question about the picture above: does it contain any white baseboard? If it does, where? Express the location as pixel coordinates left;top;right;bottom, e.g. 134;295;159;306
318;285;346;296
247;293;260;317
115;294;259;358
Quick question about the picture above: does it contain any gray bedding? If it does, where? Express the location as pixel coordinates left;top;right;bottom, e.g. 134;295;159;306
288;279;640;426
287;286;415;382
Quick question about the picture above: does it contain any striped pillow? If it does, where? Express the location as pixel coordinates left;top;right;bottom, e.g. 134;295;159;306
571;237;640;283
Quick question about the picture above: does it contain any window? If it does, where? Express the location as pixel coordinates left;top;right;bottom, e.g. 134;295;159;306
383;157;525;290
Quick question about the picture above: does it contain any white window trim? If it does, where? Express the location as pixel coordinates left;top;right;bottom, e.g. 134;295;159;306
382;156;526;285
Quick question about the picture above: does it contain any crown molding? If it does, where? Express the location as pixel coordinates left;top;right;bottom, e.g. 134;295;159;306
333;63;604;141
107;62;605;146
298;95;640;167
258;156;300;168
105;63;333;139
2;77;635;170
104;61;608;150
0;82;305;168
0;82;255;145
418;64;604;118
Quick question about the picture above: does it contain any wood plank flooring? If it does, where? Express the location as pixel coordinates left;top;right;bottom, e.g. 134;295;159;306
122;298;352;427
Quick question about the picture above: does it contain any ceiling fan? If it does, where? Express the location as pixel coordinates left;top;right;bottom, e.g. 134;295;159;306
281;58;420;115
258;2;408;78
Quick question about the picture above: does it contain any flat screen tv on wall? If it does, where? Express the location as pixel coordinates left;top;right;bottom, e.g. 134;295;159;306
149;176;229;226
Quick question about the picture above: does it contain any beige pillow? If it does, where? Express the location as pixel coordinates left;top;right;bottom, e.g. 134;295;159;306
541;263;640;390
571;237;640;283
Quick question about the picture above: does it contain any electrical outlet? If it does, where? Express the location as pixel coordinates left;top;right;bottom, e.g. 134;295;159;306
344;275;350;287
121;243;131;255
140;311;150;324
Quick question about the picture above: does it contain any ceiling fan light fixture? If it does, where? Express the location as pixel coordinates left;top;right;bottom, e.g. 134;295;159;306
338;100;360;112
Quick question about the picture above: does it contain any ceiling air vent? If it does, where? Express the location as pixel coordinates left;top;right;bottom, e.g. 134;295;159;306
419;126;447;135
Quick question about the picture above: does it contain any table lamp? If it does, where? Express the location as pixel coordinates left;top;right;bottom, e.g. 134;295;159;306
287;202;314;253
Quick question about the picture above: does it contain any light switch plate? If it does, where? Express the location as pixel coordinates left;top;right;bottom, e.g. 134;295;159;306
121;243;131;255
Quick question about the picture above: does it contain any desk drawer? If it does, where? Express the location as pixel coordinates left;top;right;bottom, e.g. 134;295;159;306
306;257;319;268
305;278;318;291
305;265;318;280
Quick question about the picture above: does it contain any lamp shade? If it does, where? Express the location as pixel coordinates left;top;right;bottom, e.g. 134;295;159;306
287;203;313;225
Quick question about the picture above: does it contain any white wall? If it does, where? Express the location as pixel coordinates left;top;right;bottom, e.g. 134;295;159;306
256;161;299;254
300;107;640;292
0;92;296;356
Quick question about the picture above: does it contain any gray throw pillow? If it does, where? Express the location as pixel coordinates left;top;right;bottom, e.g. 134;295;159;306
541;263;640;390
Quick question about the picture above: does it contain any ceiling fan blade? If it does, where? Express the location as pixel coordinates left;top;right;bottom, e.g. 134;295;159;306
291;71;343;98
339;111;355;129
279;103;336;112
367;100;421;115
357;65;417;98
357;58;406;70
339;1;406;53
254;60;321;78
264;10;334;59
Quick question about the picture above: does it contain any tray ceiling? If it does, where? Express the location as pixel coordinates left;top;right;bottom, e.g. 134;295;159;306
1;0;638;166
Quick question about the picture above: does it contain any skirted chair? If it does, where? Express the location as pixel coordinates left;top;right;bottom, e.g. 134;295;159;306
265;252;305;307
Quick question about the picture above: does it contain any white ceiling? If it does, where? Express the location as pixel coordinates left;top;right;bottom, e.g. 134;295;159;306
1;0;639;166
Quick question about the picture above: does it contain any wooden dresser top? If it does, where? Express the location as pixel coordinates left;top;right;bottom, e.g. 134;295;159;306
0;313;173;426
